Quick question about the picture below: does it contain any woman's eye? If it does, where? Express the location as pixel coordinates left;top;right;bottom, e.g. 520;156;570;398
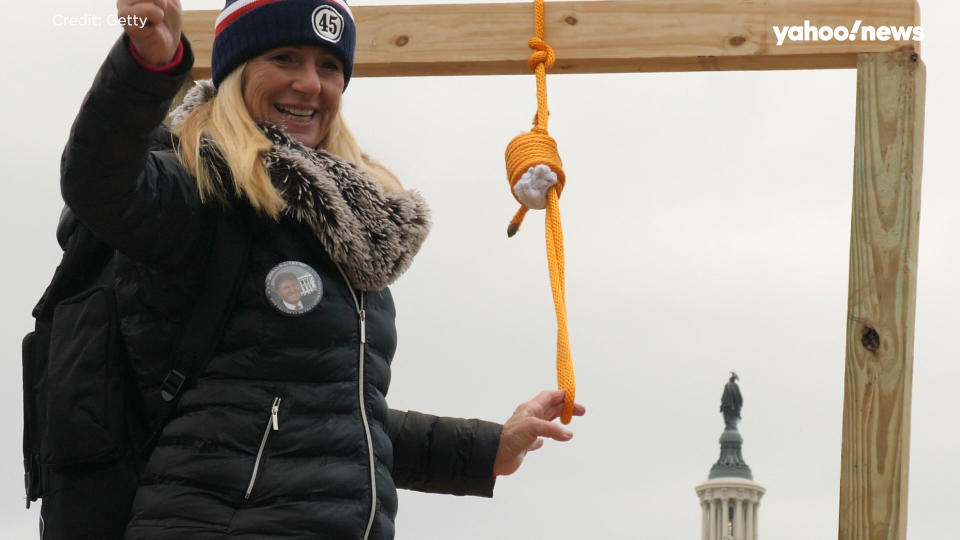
272;54;294;64
322;61;341;72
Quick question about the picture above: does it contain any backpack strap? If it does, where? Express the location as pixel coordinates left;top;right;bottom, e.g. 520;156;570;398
145;207;251;448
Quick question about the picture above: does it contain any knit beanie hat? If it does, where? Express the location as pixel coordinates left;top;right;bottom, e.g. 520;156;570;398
211;0;357;89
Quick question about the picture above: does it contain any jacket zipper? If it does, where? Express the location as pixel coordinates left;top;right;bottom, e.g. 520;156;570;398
334;264;377;540
244;396;281;500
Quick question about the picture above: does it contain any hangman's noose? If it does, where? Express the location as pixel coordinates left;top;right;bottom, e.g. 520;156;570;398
503;0;575;424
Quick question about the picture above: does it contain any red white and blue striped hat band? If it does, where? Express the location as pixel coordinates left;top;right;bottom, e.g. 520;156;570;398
215;0;354;35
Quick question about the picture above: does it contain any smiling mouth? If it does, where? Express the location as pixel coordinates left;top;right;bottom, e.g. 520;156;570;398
275;104;317;122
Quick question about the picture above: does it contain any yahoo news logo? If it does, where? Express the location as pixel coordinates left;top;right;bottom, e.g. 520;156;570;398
773;20;924;46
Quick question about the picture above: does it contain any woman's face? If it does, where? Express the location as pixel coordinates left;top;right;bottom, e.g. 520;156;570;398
242;45;345;148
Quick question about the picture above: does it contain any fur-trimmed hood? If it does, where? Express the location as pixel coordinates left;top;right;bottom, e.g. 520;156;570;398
169;80;430;291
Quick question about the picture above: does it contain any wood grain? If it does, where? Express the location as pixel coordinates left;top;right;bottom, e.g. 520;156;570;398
839;51;925;540
182;0;922;79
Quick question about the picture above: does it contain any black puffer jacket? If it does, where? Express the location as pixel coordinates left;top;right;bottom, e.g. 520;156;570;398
60;36;502;540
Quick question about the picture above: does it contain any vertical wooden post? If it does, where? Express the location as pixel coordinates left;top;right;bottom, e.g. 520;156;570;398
839;51;925;540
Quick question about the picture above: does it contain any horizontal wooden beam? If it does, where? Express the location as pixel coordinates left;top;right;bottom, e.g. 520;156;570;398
183;0;921;79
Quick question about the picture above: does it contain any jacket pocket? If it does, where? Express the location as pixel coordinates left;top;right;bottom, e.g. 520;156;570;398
42;287;123;468
244;396;282;500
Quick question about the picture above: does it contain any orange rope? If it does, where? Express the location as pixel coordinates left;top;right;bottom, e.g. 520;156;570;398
504;0;575;424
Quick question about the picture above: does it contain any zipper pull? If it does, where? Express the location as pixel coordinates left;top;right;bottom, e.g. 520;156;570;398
359;308;367;344
271;397;281;431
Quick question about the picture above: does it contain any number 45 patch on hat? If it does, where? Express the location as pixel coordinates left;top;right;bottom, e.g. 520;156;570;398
312;5;344;42
266;261;324;316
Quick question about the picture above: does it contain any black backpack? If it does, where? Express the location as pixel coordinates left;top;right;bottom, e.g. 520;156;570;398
22;206;250;539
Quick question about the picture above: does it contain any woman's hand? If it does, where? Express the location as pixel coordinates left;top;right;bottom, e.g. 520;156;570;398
119;0;183;65
493;390;586;477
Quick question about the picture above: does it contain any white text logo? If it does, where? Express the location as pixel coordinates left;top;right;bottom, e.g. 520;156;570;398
772;20;924;46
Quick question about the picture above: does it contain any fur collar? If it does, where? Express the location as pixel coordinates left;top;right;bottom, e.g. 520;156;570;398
170;80;431;291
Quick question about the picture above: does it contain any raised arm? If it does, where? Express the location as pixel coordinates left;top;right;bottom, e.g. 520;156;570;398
60;1;208;267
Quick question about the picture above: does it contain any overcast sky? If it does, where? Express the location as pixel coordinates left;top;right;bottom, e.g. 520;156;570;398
3;1;958;538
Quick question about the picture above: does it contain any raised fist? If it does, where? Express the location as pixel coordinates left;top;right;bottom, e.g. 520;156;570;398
118;0;183;65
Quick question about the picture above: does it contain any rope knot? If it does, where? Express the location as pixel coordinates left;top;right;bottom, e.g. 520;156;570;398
528;37;556;71
505;132;565;201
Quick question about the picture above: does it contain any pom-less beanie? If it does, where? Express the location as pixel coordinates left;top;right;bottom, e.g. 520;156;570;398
211;0;357;89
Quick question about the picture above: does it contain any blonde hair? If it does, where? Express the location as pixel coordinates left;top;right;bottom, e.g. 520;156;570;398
173;63;403;219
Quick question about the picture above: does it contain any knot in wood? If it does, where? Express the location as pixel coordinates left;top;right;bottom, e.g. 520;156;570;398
861;326;880;353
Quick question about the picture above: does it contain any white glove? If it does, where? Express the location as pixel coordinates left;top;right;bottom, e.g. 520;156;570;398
513;164;559;210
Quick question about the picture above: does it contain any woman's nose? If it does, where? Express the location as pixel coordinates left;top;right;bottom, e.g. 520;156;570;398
290;66;323;95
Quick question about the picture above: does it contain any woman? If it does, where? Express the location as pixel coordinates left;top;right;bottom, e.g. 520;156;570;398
59;0;584;538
